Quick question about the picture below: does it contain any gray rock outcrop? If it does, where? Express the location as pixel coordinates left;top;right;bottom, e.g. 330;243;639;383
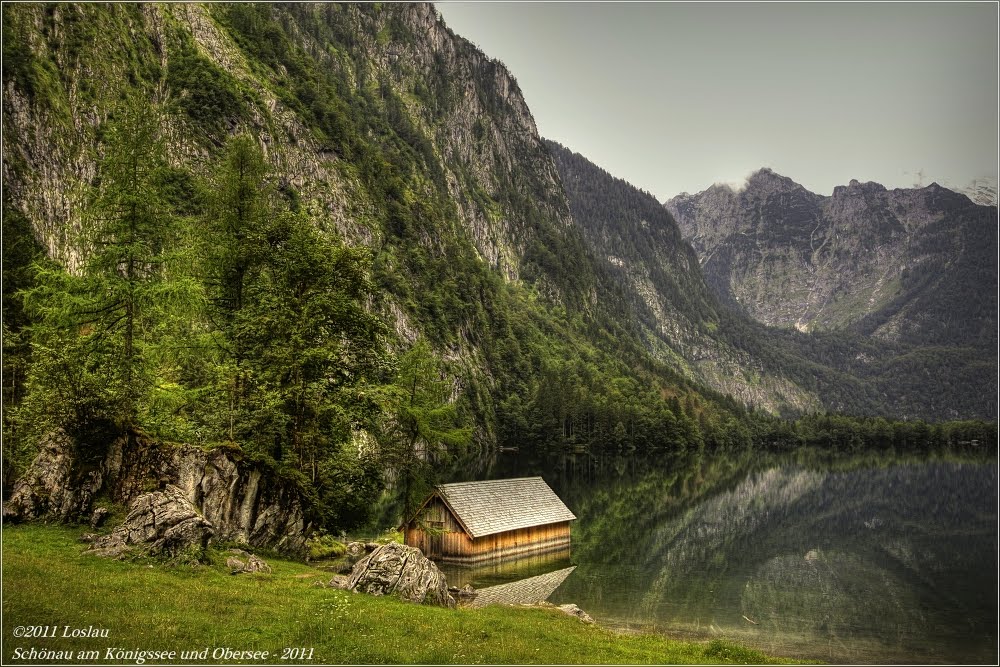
87;485;214;560
3;431;101;521
174;447;307;553
89;506;111;529
556;603;596;624
347;542;455;608
244;554;272;574
3;431;308;554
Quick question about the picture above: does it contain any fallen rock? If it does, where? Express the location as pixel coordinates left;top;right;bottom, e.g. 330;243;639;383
327;575;350;590
449;583;478;602
87;485;214;560
557;603;595;624
347;542;454;607
345;541;366;557
449;583;476;594
228;553;271;574
244;554;271;574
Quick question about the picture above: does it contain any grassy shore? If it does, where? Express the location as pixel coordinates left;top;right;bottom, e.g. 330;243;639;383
2;525;807;665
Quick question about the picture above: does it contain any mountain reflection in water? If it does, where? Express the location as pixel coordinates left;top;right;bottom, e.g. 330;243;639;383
472;449;998;664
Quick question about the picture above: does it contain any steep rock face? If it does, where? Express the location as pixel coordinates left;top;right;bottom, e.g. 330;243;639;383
4;433;307;553
546;142;819;415
391;5;574;281
3;430;101;521
2;3;573;296
666;170;997;348
2;2;604;452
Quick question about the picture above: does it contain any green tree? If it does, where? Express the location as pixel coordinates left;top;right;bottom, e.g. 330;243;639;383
202;134;273;441
381;338;472;517
233;213;391;529
206;135;270;317
16;98;194;444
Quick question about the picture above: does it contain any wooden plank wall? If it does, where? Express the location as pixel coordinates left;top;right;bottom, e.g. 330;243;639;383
405;498;571;563
452;522;571;563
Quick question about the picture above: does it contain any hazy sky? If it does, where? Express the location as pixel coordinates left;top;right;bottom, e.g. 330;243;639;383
437;2;999;201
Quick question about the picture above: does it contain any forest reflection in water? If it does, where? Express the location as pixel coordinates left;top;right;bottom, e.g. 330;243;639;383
453;447;998;664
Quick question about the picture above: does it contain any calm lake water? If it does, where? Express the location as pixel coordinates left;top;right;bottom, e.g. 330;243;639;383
443;449;998;664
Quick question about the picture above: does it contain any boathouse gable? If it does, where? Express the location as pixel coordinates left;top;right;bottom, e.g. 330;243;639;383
403;477;575;563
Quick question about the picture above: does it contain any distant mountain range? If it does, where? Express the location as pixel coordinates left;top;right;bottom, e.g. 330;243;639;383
665;170;997;350
548;145;996;420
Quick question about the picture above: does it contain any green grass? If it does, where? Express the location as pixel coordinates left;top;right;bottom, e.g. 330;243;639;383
2;525;809;664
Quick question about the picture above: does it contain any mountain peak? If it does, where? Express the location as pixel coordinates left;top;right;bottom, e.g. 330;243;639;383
748;167;790;184
741;167;808;196
834;178;887;197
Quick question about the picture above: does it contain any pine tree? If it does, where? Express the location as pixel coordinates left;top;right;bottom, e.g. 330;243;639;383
236;213;391;470
381;338;472;517
16;97;194;444
202;134;273;441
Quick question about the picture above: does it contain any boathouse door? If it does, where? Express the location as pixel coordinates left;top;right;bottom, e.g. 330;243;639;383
428;521;443;558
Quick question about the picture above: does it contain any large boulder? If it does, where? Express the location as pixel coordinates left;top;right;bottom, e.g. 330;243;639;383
87;485;214;560
347;542;455;608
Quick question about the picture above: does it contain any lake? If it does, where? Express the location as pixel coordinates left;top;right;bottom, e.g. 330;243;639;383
442;449;998;664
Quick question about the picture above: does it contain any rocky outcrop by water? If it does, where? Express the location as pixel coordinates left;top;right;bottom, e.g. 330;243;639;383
347;542;455;608
3;431;308;553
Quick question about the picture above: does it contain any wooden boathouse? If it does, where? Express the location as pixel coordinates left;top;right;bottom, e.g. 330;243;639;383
402;477;576;563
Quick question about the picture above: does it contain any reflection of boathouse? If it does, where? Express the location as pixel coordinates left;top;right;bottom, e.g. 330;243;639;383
402;477;576;563
467;566;576;608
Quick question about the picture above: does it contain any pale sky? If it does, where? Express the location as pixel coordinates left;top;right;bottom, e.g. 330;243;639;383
437;2;999;201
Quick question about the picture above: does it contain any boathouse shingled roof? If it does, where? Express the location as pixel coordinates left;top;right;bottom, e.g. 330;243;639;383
435;477;576;539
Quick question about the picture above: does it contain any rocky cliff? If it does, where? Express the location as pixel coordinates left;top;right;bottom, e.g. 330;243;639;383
665;170;997;350
546;142;819;415
4;431;308;552
2;3;575;296
1;1;620;460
